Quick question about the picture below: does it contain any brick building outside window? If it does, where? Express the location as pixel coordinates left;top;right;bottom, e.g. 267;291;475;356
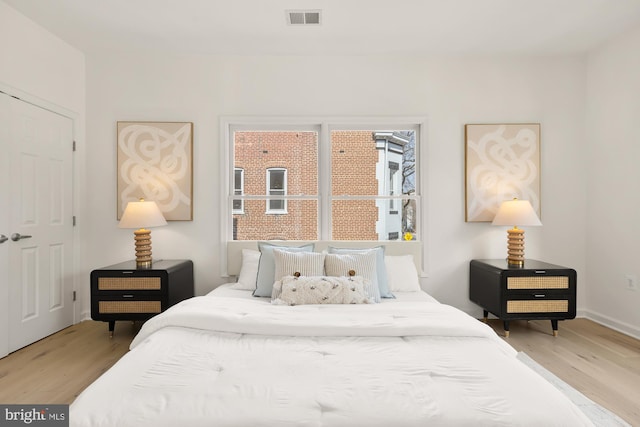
232;129;415;241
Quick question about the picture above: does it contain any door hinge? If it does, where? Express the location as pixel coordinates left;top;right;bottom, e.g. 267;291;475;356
72;140;76;152
72;291;77;302
73;216;77;226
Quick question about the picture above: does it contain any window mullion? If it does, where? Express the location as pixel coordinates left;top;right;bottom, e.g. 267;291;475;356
319;122;331;240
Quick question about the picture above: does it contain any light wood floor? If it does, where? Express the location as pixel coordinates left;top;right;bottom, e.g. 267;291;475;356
485;318;640;425
0;320;140;404
0;318;638;425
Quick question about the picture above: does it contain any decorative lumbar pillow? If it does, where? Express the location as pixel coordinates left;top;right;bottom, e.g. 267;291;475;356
253;242;314;297
385;254;421;292
328;246;394;298
324;252;381;303
273;275;372;306
231;249;261;290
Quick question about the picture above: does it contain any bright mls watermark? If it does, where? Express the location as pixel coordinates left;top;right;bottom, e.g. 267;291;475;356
0;405;68;426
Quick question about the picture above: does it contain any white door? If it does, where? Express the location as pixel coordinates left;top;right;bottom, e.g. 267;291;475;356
0;92;74;357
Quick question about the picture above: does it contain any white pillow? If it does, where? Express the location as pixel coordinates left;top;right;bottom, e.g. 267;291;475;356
385;255;421;292
325;252;380;302
231;249;260;290
273;275;372;306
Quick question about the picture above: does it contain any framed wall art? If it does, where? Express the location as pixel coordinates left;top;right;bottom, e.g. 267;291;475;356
465;123;540;222
117;121;193;221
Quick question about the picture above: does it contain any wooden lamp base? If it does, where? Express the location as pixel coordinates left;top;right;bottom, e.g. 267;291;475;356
506;227;525;267
133;228;153;268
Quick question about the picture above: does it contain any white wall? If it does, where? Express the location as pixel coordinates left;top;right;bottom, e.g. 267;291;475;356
4;0;638;339
0;2;86;322
0;2;84;111
585;24;640;338
85;52;588;316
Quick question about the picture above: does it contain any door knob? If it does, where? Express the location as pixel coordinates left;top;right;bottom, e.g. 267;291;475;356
11;233;32;242
0;235;7;244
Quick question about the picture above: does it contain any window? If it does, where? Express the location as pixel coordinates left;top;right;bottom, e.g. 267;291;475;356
266;168;287;213
232;129;318;240
331;130;415;241
233;168;244;214
224;118;423;242
389;161;399;214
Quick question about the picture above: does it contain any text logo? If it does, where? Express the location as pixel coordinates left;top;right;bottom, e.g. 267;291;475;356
0;405;68;427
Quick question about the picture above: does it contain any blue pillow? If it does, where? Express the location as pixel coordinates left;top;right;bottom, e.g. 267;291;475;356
253;242;315;297
328;246;394;298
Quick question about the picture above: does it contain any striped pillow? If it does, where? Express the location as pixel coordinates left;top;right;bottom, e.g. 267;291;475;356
324;252;381;303
328;246;393;298
273;248;325;282
271;249;325;301
254;242;314;297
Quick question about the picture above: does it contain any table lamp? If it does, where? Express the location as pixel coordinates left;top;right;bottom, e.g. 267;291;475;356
492;198;541;267
118;198;167;268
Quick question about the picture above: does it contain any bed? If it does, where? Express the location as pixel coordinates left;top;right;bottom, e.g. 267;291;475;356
70;241;593;426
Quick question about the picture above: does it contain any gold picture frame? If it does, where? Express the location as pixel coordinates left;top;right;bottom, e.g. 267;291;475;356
465;123;540;222
117;121;193;221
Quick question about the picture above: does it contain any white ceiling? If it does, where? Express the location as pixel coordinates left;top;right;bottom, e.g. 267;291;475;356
4;0;640;56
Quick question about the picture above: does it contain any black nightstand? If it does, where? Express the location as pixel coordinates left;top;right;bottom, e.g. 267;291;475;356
469;259;576;337
91;259;194;336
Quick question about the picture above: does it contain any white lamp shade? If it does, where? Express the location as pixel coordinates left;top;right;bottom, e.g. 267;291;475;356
492;199;542;227
118;200;168;229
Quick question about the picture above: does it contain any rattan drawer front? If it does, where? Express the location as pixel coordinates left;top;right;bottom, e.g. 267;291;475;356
507;276;569;290
98;277;162;291
507;300;568;313
98;301;161;314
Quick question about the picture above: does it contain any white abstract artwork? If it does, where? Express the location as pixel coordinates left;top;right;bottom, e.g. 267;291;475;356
117;122;193;221
465;124;540;222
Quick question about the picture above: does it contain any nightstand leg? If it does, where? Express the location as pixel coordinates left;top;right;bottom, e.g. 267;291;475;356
551;320;559;337
483;310;488;322
503;320;510;338
108;321;115;338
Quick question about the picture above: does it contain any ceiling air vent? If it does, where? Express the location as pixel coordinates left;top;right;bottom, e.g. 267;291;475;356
286;10;322;25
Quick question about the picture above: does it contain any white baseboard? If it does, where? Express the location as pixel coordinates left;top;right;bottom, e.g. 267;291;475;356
576;308;589;318
79;309;92;323
582;310;640;340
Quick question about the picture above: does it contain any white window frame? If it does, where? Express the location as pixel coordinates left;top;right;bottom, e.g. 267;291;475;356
266;167;287;214
220;116;428;273
232;168;244;214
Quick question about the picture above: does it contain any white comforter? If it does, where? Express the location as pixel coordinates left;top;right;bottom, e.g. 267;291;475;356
71;296;593;427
